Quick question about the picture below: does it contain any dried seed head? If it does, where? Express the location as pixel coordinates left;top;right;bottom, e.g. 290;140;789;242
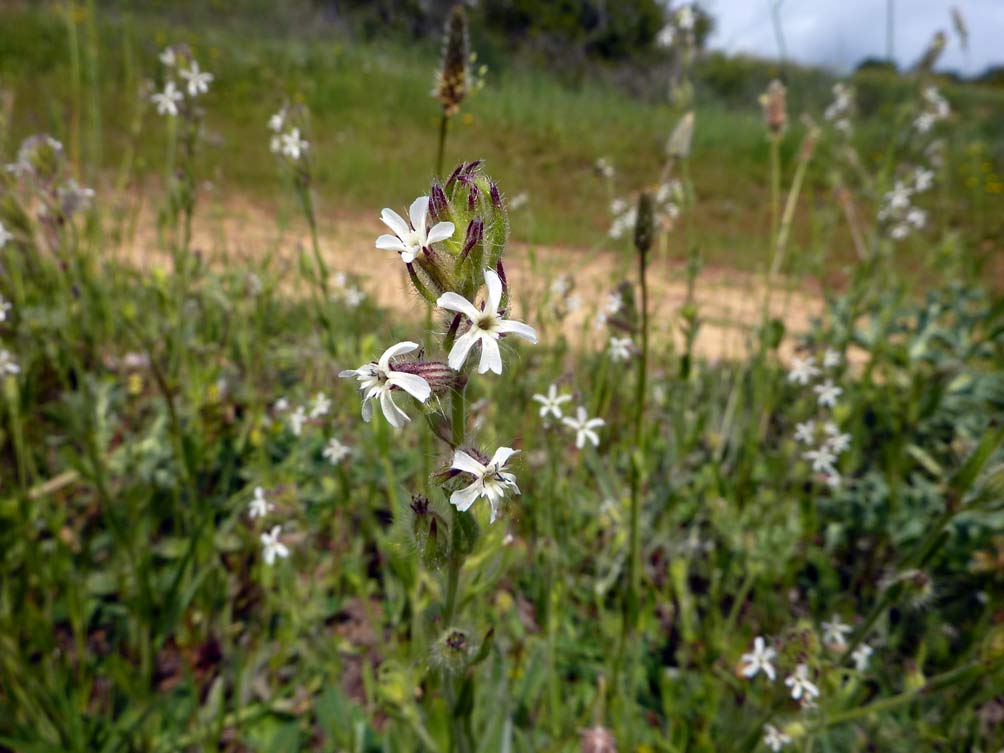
760;80;788;136
580;726;617;753
914;30;947;73
434;5;469;117
634;191;655;257
666;111;695;159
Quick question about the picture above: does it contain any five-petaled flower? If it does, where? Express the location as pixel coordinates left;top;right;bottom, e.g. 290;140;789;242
260;526;289;565
248;486;273;519
562;406;605;449
449;447;521;523
376;196;455;264
788;356;820;385
740;636;777;681
533;383;572;420
0;350;20;376
784;663;820;703
794;420;815;445
437;269;538;375
813;379;842;408
851;643;873;671
288;405;307;436
280;128;308;161
763;724;792;751
0;222;13;248
821;614;853;650
323;437;351;464
608;336;633;362
180;60;213;96
309;392;331;418
151;81;183;117
339;341;432;428
803;447;837;474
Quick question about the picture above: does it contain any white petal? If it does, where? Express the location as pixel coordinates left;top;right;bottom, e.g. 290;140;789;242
375;234;407;251
400;249;417;263
447;329;480;371
450;481;482;512
452;449;487;476
379;391;409;428
409;196;430;237
484;269;503;313
379;341;419;369
388;371;431;402
478;337;503;375
496;319;537;343
437;292;481;321
426;221;455;244
380;208;410;238
489;446;520;467
586;418;606;429
361;396;373;422
338;368;361;378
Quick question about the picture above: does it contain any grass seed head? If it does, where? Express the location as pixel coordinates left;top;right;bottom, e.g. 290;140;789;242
434;5;470;117
760;80;788;137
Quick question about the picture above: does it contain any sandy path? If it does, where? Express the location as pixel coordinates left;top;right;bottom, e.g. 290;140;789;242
117;192;825;362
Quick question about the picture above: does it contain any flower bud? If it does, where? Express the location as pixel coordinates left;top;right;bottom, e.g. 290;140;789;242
434;5;469;118
409;495;449;568
430;182;450;222
432;626;475;676
460;216;484;261
392;359;465;394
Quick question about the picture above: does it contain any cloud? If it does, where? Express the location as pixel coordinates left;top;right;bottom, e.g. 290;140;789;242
704;0;1002;75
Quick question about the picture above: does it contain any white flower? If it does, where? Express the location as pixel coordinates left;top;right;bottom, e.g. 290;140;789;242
0;222;12;248
309;392;331;418
322;437;351;464
533;383;572;419
338;341;432;428
593;310;608;330
907;207;927;229
550;275;572;297
0;295;11;322
343;286;365;308
248;486;273;519
566;294;582;312
608;337;633;362
740;636;777;681
803;446;837;474
269;135;281;154
822;348;842;368
288;405;307;436
824;470;843;489
851;643;873;671
813;379;842;408
260;526;289;565
280;128;308;161
825;428;851;454
180;60;213;96
509;191;529;210
605;291;623;314
595;157;615;179
151;81;183;116
656;24;676;47
449;447;521;523
890;222;910;240
0;350;20;375
914;112;935;133
268;110;285;132
677;4;695;30
821;615;853;650
763;724;792;751
273;396;290;413
437;269;537;375
787;355;820;385
610;198;627;215
159;47;176;67
914;167;934;192
376;196;455;264
794;420;816;445
562;406;605;449
784;663;820;703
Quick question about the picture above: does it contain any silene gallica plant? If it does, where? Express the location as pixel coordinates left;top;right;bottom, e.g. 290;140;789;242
341;159;536;751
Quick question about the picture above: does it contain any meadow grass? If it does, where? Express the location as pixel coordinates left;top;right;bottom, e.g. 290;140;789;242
1;3;1004;753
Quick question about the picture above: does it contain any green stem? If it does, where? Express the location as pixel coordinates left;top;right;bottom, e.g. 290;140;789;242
436;112;449;177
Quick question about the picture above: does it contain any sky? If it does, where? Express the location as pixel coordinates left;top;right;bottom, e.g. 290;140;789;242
704;0;1002;76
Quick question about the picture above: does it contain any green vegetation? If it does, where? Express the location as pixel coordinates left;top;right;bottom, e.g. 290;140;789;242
1;3;1004;753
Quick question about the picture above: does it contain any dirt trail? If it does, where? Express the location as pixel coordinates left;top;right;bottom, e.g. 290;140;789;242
119;193;825;362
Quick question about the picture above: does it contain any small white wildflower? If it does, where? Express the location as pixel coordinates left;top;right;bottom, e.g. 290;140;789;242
268;110;285;132
788;355;820;385
179;60;213;96
309;392;331;418
151;81;183;117
813;379;842;408
0;350;20;375
593;310;608;330
890;222;910;240
562;406;605;449
260;526;289;565
605;291;623;314
0;295;11;322
822;348;842;368
288;405;307;436
784;663;820;703
821;615;853;650
824;470;843;489
280;128;308;161
273;396;290;413
907;207;927;229
610;198;628;215
886;181;912;211
677;4;695;30
508;191;529;210
550;275;572;297
595;156;615;179
656;24;676;47
0;222;12;248
794;420;816;445
376;195;455;264
343;286;365;308
338;341;432;428
852;643;873;671
449;447;521;523
740;636;777;681
914;112;935;133
437;269;538;375
566;294;582;312
763;724;792;751
608;337;632;362
533;383;572;420
269;135;281;154
803;446;837;474
248;486;273;519
914;167;934;192
826;429;851;454
322;437;351;464
159;47;176;67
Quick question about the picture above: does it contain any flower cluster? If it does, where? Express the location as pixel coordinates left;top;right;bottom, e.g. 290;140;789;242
914;85;950;134
878;163;936;241
823;82;854;136
268;104;310;163
533;383;606;449
788;348;849;488
151;45;212;117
